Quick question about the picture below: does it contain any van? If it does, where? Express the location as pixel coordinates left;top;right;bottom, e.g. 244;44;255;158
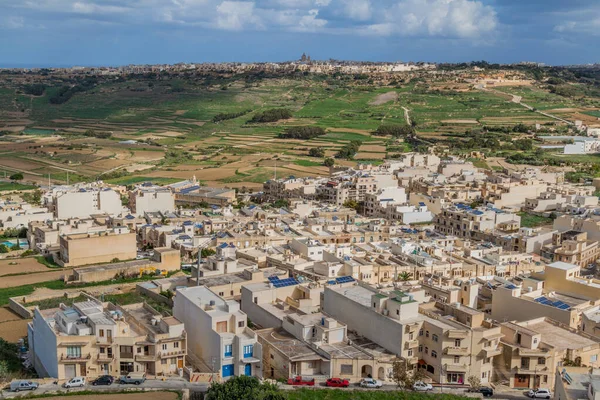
10;380;39;392
119;372;146;385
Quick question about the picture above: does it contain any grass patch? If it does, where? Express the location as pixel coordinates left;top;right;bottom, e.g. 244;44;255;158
286;389;469;400
24;294;88;310
35;255;63;269
467;158;490;170
294;159;323;167
518;212;554;228
0;272;178;306
0;182;37;191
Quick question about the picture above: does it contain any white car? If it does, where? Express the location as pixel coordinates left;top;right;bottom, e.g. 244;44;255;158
64;377;86;388
528;388;552;399
413;381;433;391
359;378;383;388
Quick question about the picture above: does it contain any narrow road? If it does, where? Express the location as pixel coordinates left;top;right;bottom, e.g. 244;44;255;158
402;106;411;126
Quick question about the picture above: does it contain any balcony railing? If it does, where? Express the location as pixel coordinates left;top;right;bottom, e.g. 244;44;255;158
447;330;468;339
404;340;419;349
445;347;469;356
516;366;548;374
483;348;502;357
445;364;468;373
518;348;550;357
135;354;157;362
120;353;134;359
60;354;91;362
158;350;186;358
96;353;114;362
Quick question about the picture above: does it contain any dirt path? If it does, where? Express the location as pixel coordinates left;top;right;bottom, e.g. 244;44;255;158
0;269;66;289
402;106;411;126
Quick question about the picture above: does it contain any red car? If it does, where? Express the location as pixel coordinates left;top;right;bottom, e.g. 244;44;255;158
287;376;315;386
326;378;350;388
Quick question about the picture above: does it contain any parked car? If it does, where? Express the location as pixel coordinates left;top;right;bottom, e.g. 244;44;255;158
119;373;146;385
63;377;86;388
478;387;494;397
287;376;315;386
10;381;39;392
92;375;114;386
413;381;433;391
359;378;383;388
528;388;552;399
326;378;350;387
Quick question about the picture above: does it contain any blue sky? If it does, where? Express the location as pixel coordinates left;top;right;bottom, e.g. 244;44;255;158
0;0;598;67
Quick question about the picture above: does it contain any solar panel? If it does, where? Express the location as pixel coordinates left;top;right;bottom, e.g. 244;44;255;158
558;304;571;310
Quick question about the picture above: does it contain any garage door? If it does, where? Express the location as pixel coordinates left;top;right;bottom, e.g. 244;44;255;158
65;365;76;379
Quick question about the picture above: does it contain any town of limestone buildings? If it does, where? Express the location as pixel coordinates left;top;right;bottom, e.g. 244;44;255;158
9;152;600;392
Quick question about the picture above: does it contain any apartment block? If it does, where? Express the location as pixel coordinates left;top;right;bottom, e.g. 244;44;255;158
496;318;600;389
173;286;262;380
28;299;186;380
129;186;175;217
541;231;600;267
55;228;136;267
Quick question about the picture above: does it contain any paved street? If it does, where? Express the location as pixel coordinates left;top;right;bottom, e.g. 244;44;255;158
1;378;532;400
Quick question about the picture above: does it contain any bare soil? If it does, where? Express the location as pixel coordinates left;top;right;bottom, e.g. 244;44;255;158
0;258;50;277
370;91;398;106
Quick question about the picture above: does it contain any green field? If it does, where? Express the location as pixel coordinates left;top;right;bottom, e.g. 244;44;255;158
518;212;554;228
0;182;37;191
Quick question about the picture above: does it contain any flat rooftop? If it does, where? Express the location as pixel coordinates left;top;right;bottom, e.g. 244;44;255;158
257;328;324;361
524;319;597;350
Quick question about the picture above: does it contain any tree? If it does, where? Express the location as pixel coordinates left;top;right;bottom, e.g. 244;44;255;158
0;245;8;254
468;375;481;390
279;126;325;140
22;189;42;206
397;272;411;282
201;248;216;258
308;147;325;157
391;360;411;388
205;376;285;400
324;158;335;167
9;173;23;181
273;199;290;209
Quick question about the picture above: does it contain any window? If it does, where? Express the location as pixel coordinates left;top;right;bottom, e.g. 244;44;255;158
161;359;167;365
431;351;437;358
432;334;438;342
408;350;413;357
409;333;414;340
243;345;253;358
99;329;104;337
425;331;429;338
454;339;461;347
425;347;429;354
238;321;245;328
454;356;460;363
219;292;224;296
341;364;353;375
170;358;176;365
482;371;488;379
270;354;274;360
592;355;598;363
538;357;545;365
418;345;423;353
66;346;81;358
137;347;142;353
396;309;399;315
254;297;258;304
224;344;233;357
419;329;423;336
162;344;168;351
174;342;179;348
100;347;105;354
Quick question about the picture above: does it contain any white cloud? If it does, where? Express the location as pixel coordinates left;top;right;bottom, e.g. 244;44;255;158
553;7;600;36
216;1;263;31
364;0;497;39
341;0;371;21
294;8;327;31
0;16;25;29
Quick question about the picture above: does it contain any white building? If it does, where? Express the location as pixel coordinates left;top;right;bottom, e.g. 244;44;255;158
129;186;175;217
53;188;122;219
173;286;262;379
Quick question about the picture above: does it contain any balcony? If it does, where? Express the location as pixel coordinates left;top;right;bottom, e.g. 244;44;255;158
96;353;114;362
158;350;186;359
483;348;502;357
120;353;134;360
405;323;420;333
447;330;468;339
445;364;468;373
135;353;157;362
405;340;419;349
60;354;91;362
445;347;469;356
516;366;548;375
519;348;550;357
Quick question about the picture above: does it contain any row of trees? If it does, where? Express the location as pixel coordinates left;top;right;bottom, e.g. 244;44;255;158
373;124;416;137
278;126;325;140
249;108;292;123
22;83;46;96
212;109;252;123
84;129;112;139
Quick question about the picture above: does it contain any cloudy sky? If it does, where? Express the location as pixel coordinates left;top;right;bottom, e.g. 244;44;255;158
0;0;598;66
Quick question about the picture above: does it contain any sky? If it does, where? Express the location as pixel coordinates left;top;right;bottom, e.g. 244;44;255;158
0;0;599;67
